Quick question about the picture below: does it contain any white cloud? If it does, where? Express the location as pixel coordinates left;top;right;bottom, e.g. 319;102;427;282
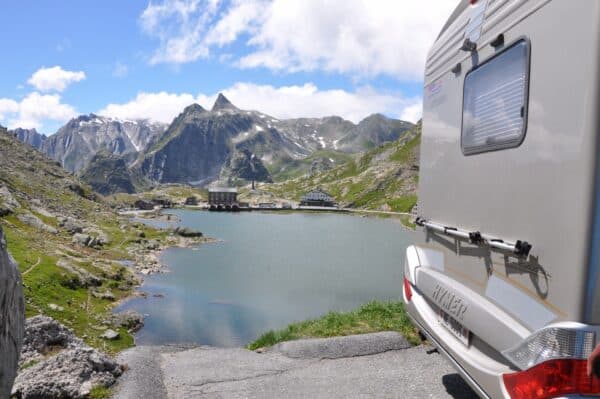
27;66;86;92
140;0;456;80
400;102;422;123
99;92;200;123
203;1;263;47
0;92;77;130
113;62;129;78
140;0;221;64
0;99;19;120
98;82;422;124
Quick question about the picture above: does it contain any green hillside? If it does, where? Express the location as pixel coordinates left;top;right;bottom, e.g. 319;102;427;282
256;122;421;213
0;127;173;353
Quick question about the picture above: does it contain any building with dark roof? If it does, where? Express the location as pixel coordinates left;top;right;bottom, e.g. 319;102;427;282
208;187;238;206
300;188;337;207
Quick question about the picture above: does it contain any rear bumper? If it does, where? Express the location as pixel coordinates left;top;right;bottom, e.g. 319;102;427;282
404;280;511;398
405;281;599;399
408;313;490;399
409;314;490;399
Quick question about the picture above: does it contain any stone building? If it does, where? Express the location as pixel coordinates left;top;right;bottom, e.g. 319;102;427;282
300;188;336;207
208;188;238;205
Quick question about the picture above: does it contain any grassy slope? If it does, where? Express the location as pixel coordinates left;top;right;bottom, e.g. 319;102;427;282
0;128;168;354
247;301;420;350
267;150;355;182
246;123;421;214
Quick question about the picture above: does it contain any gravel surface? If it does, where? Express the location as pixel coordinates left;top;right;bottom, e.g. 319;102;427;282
114;333;479;399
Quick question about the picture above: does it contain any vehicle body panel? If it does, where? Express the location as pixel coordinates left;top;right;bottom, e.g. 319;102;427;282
409;0;600;397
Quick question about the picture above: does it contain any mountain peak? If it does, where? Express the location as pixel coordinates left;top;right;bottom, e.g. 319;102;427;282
183;103;207;115
212;93;237;111
362;113;387;122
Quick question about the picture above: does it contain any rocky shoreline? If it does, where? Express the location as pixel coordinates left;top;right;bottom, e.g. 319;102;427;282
126;210;212;276
10;209;210;398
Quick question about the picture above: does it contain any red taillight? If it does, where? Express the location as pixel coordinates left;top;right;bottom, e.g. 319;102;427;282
503;359;600;399
403;277;412;302
470;0;478;4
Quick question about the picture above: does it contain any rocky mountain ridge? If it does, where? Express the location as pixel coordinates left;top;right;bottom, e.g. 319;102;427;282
12;94;414;194
136;94;414;188
10;128;47;150
40;114;167;173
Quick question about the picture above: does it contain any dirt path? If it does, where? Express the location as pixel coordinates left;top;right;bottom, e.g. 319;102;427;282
22;257;41;276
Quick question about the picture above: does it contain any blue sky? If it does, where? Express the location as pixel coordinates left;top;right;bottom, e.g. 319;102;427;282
0;1;456;134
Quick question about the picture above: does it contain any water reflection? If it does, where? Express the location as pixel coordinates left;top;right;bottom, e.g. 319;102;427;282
117;211;413;347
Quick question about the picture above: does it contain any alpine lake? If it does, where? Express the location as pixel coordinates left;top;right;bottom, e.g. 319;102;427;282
115;210;415;347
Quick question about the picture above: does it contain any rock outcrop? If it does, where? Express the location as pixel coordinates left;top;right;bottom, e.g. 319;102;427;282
18;315;84;367
17;212;58;234
0;225;25;398
13;348;123;399
56;259;102;288
172;226;203;238
221;148;273;183
0;185;20;216
58;216;84;234
70;226;110;249
111;310;144;333
80;151;151;195
13;316;123;399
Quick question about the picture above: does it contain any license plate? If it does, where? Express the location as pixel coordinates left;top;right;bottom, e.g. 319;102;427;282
438;309;470;347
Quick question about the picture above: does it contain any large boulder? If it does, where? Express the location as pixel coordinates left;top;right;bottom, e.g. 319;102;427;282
13;316;124;399
19;315;84;367
12;347;123;399
72;233;92;247
58;216;84;234
173;226;203;238
111;310;144;333
82;227;110;246
0;226;25;398
71;228;109;248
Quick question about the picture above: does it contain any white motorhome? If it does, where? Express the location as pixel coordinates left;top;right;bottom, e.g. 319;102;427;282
404;0;600;397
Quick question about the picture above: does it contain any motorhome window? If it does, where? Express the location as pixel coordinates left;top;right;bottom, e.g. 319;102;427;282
462;40;529;155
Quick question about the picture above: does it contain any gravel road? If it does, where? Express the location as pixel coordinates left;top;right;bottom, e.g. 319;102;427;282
114;332;478;398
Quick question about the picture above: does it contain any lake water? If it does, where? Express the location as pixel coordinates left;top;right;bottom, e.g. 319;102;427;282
116;210;415;347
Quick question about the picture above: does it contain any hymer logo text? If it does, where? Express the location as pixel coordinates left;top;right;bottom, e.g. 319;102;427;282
431;284;468;321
